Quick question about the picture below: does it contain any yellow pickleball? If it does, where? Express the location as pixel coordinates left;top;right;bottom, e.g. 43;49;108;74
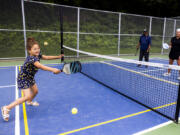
44;41;48;46
71;108;78;114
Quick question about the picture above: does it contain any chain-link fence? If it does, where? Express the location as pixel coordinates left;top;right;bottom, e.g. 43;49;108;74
0;0;179;59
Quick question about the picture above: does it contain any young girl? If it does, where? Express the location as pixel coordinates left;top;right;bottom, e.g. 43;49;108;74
1;37;63;121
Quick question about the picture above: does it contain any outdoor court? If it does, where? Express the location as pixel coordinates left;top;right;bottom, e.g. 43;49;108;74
0;58;180;135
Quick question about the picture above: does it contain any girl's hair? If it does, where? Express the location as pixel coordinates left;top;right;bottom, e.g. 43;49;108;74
27;37;39;51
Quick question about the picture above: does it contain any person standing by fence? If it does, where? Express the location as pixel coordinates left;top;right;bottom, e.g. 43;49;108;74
137;29;151;67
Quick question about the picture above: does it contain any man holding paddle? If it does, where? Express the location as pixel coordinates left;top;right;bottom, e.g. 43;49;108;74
136;29;151;67
163;28;180;79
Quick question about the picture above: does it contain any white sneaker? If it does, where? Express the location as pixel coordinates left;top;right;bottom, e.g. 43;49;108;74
163;72;171;76
26;101;39;106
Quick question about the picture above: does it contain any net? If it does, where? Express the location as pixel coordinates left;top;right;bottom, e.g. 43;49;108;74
64;45;180;123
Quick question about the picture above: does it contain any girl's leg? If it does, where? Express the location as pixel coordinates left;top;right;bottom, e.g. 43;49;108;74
25;84;39;106
25;84;38;102
30;83;38;101
6;88;32;110
2;88;32;121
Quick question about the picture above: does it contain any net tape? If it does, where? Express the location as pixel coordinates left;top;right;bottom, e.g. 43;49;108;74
63;45;180;71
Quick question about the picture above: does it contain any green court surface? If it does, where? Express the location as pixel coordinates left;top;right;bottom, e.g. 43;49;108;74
141;122;180;135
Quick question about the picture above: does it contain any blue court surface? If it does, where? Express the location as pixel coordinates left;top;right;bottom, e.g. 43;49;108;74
0;58;179;135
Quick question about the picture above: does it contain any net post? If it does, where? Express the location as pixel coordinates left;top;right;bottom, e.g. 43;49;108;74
175;82;180;123
60;6;64;62
21;0;27;57
118;13;121;56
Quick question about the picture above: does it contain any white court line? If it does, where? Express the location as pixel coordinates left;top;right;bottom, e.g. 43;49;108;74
0;85;15;89
0;66;15;68
140;68;166;73
15;66;20;135
133;121;172;135
151;57;168;60
133;117;180;135
0;65;21;68
150;58;169;62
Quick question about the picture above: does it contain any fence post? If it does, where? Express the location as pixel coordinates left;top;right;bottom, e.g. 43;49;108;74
161;17;166;55
77;8;80;57
21;0;27;57
118;13;121;56
149;17;152;36
173;19;176;37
